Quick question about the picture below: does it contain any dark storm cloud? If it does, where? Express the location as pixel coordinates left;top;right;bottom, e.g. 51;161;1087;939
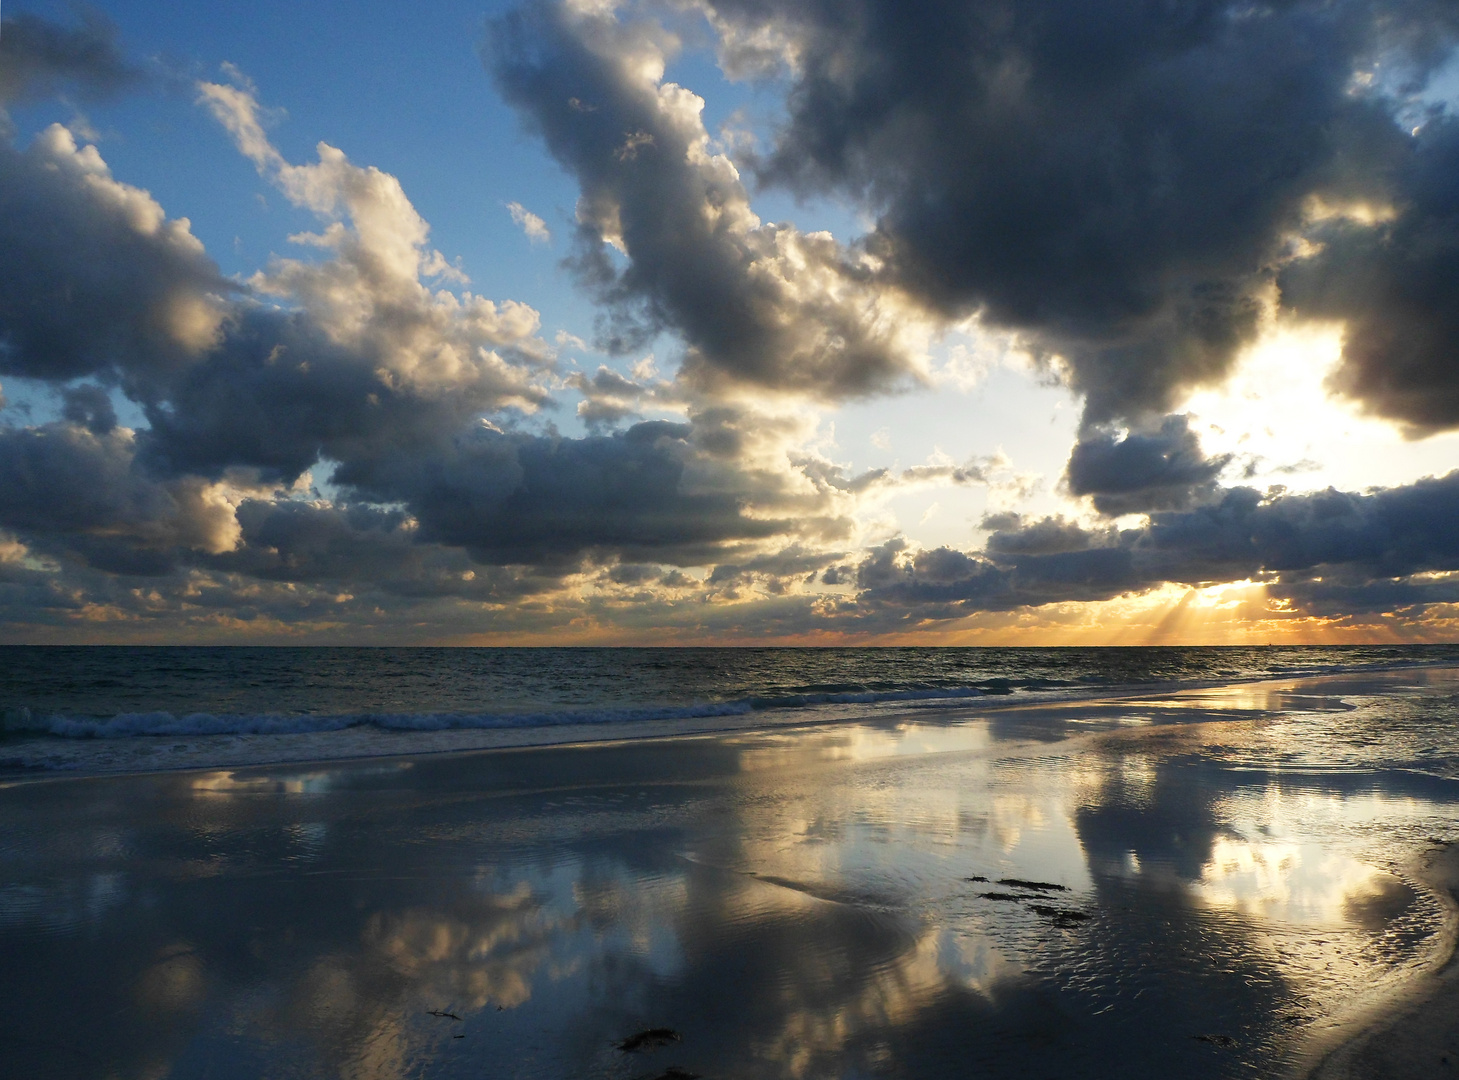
852;540;1139;618
1268;573;1459;618
851;539;1013;618
1138;474;1459;582
134;308;543;484
855;471;1459;621
706;543;840;588
983;515;1106;556
486;1;928;400
0;421;238;574
0;392;784;591
1279;113;1459;432
1066;414;1232;515
336;420;787;567
0;12;142;105
212;499;570;602
607;562;662;585
135;311;379;482
706;0;1459;424
0;123;233;384
0;466;593;640
216;500;425;584
0;423;167;537
60;384;117;434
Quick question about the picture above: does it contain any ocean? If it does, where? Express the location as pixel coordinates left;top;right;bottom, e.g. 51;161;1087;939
3;644;1457;776
4;646;1459;1079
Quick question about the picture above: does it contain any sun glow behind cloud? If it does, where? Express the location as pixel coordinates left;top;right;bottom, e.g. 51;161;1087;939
1181;320;1459;496
891;580;1413;648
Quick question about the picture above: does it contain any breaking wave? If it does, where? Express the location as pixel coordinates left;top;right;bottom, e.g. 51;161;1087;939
7;685;994;739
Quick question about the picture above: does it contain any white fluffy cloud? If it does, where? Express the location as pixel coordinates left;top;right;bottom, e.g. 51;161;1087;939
489;0;939;400
507;201;553;243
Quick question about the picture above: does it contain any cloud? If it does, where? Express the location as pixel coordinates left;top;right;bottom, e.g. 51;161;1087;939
984;516;1107;557
136;309;538;484
8;12;1459;642
797;451;1003;498
0;11;142;106
0;58;896;625
852;470;1459;625
486;0;935;400
149;79;830;580
129;76;552;482
1066;414;1232;515
706;543;841;591
0;123;232;384
209;499;574;607
702;0;1459;425
567;363;658;426
1279;114;1459;433
506;201;552;242
0;420;248;574
60;384;118;435
335;419;801;567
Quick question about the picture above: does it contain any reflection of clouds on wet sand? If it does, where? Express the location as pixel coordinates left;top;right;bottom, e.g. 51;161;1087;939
189;762;412;796
214;877;578;1079
742;920;949;1079
3;673;1459;1078
368;885;545;1009
1196;836;1411;923
135;944;206;1015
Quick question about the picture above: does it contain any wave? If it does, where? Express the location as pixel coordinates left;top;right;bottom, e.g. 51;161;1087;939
3;684;999;740
4;651;1452;743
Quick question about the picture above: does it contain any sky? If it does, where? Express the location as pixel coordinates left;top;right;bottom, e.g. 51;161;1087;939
1;0;1458;645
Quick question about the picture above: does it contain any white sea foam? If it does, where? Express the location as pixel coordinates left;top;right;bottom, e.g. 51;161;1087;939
4;648;1457;781
31;686;996;740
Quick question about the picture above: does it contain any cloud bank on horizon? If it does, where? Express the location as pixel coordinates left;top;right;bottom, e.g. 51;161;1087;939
0;0;1458;644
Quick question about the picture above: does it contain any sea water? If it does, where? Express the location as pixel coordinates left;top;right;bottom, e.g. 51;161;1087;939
3;648;1459;1079
2;644;1457;776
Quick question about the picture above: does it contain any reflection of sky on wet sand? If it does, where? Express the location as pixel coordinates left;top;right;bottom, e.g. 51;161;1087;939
3;673;1459;1078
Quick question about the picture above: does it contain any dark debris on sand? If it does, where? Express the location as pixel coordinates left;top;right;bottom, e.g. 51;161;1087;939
965;875;989;882
974;883;1090;927
1194;1034;1238;1047
1029;904;1090;926
617;1028;683;1052
997;878;1068;892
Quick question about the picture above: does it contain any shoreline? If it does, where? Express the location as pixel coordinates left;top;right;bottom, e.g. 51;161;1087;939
1301;842;1459;1079
3;662;1456;787
3;660;1459;1077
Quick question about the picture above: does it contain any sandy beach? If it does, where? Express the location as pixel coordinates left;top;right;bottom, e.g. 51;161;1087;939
3;667;1459;1079
1305;843;1459;1079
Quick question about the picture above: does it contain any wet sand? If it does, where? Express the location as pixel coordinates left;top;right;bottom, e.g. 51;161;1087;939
1306;843;1459;1079
3;668;1459;1078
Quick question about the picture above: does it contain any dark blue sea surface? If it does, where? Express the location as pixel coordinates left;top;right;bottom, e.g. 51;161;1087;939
3;644;1453;735
3;645;1459;778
